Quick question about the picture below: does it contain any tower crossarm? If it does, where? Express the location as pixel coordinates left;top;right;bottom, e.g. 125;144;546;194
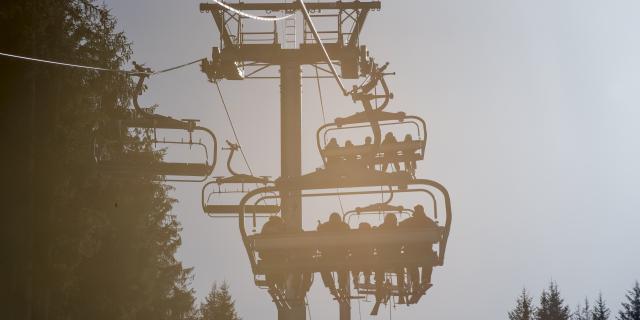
199;1;381;12
200;1;380;81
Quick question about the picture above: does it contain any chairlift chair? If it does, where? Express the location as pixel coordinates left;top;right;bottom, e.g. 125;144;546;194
201;141;280;219
94;64;217;182
341;199;439;304
236;177;451;310
317;112;427;172
317;63;428;174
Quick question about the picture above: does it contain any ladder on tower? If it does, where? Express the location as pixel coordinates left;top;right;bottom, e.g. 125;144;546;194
283;16;296;48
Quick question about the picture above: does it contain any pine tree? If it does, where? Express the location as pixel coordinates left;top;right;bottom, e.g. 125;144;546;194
199;282;242;320
0;1;195;319
592;293;610;320
536;282;571;320
618;281;640;320
572;298;592;320
510;288;536;320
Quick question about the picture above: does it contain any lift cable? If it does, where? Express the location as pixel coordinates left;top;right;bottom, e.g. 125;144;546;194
0;51;142;74
0;51;203;76
314;65;327;124
209;80;276;209
313;59;390;216
1;1;349;96
299;0;348;96
313;63;347;215
210;0;294;21
337;189;346;215
151;58;206;75
207;0;346;98
374;85;387;203
213;80;255;176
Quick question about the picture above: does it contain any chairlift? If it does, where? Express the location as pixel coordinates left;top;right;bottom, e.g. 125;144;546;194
341;200;439;305
94;64;217;182
316;63;427;174
235;176;451;310
201;141;280;219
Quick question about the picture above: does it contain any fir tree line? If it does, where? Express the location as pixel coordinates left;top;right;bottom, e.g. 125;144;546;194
0;1;195;319
509;281;640;320
197;282;242;320
0;1;246;319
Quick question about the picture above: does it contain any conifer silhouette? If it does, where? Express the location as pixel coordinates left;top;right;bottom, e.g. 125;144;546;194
510;288;536;320
618;281;640;320
592;293;610;320
536;282;571;320
572;298;592;320
199;282;242;320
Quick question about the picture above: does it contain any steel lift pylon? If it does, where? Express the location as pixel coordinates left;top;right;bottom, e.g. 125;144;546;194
200;1;381;319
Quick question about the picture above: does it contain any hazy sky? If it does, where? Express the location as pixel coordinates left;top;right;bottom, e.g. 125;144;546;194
105;1;640;319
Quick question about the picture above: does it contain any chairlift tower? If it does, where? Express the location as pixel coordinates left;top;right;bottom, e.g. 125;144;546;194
200;1;381;319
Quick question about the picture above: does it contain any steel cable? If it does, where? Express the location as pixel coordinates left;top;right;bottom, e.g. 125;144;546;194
314;65;327;124
0;51;203;77
209;0;294;21
213;80;254;176
0;52;143;74
299;0;348;95
314;63;348;216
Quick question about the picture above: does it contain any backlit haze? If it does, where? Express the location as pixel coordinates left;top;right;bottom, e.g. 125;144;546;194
105;1;640;319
